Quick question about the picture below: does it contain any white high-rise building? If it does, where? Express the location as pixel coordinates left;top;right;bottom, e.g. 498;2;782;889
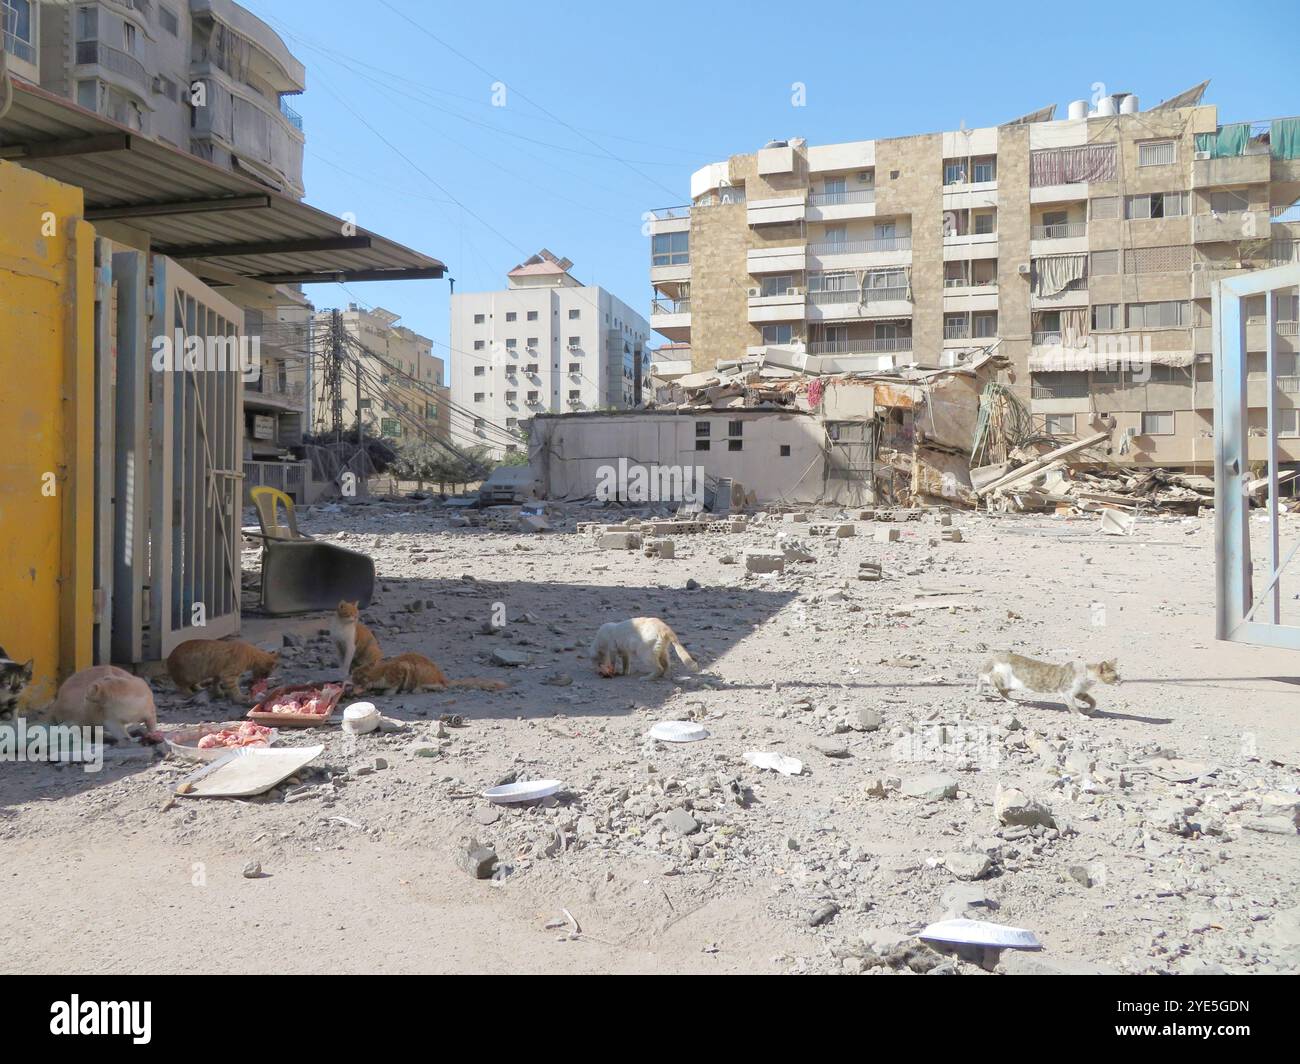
450;251;651;457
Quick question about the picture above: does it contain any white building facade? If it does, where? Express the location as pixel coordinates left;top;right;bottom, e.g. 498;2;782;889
450;251;651;457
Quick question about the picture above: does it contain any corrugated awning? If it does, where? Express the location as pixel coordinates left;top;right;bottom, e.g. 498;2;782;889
1028;347;1195;371
0;80;445;286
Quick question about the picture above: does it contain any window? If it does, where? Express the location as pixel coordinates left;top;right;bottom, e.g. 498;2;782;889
728;420;743;438
652;231;689;266
973;312;998;338
568;363;580;373
1141;411;1175;436
728;440;743;452
1146;364;1192;384
944;314;969;339
1092;304;1121;330
695;422;711;438
1210;189;1250;214
122;23;137;55
1045;414;1076;435
505;418;518;430
762;324;794;345
76;80;98;111
1138;140;1176;167
1090;196;1120;220
1091;250;1119;276
473;392;485;403
504;338;517;349
1127;301;1191;328
760;275;796;297
973;211;995;235
568;337;581;348
1280;410;1300;438
358;398;372;410
505;312;517;322
425;403;437;419
824;225;848;245
473;340;485;351
569;390;581;401
76;6;98;41
568;309;580;320
780;445;792;457
972;156;997;183
1126;192;1189;219
473;314;486;324
527;310;538;321
473;418;485;431
473;366;485;376
159;6;179;36
525;363;539;374
527;390;539;402
526;337;538;348
943;160;967;185
504;391;517;402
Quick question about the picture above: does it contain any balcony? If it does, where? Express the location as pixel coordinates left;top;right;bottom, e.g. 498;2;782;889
1031;222;1086;241
1193;153;1272;189
279;97;304;131
810;236;910;257
2;0;35;65
748;195;807;227
1192;209;1272;244
807;286;911;321
245;379;306;411
649;205;691;222
807;188;876;222
748;290;807;324
74;40;148;88
810;337;911;355
650;298;691;340
747;244;806;274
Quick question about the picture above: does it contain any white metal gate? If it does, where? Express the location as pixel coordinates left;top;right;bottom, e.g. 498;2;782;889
147;257;245;657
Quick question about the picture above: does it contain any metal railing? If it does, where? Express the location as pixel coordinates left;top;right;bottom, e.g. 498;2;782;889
279;97;304;131
247;380;306;403
1031;331;1063;346
652;299;691;316
808;286;909;306
810;236;911;256
1032;222;1087;240
1279;320;1299;336
650;205;692;221
74;41;148;87
944;323;970;340
809;189;876;207
1031;380;1091;399
810;337;911;354
243;461;306;501
944;277;998;289
1277;376;1300;393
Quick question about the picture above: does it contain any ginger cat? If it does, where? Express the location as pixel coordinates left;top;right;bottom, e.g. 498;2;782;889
976;652;1120;717
353;653;507;695
591;617;699;679
166;639;278;701
332;600;381;678
38;665;157;741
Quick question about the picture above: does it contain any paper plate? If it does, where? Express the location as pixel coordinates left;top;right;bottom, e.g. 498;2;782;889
481;779;563;804
919;919;1041;950
649;721;710;743
165;723;279;763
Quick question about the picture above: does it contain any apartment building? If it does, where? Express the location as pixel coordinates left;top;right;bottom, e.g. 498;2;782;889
648;85;1300;471
13;0;314;481
450;251;651;458
312;305;450;445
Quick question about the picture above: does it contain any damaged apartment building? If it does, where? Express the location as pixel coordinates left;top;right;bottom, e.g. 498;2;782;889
643;81;1300;481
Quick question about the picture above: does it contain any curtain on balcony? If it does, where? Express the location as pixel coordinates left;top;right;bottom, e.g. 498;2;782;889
1195;123;1250;158
1029;145;1116;186
1032;255;1087;298
1060;308;1088;348
1271;118;1300;160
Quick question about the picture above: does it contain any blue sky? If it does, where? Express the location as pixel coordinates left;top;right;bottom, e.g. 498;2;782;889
248;0;1300;383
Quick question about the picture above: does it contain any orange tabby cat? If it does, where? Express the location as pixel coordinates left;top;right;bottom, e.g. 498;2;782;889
332;600;381;678
353;653;507;695
166;639;278;701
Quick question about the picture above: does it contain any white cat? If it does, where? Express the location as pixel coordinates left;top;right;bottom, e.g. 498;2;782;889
590;618;699;680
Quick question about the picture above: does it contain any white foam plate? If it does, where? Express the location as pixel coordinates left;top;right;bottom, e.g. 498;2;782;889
482;779;563;804
649;721;710;743
919;919;1041;950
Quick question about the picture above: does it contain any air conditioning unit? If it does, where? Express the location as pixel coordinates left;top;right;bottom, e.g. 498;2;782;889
1194;150;1211;161
1017;263;1031;276
858;172;872;183
748;287;761;298
786;287;804;296
566;344;579;351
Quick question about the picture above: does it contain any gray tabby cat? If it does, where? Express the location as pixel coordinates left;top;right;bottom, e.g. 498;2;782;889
0;646;35;720
976;651;1119;716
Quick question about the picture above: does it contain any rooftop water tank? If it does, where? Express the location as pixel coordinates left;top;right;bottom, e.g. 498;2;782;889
1095;96;1117;117
1119;94;1140;114
1068;99;1089;120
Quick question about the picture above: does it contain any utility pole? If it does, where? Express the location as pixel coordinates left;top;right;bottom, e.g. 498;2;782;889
326;309;345;442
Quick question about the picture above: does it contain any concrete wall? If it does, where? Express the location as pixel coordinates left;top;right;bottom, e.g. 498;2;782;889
0;161;96;703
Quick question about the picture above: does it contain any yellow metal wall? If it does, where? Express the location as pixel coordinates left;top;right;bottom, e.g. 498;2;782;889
0;160;95;706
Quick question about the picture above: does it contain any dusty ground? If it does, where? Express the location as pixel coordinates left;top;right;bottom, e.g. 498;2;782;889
3;498;1299;975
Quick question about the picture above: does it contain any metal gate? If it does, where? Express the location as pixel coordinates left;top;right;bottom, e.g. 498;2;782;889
145;257;245;658
1214;263;1300;650
825;421;875;506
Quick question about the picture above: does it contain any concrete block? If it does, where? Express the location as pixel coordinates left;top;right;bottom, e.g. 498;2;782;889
875;527;901;544
598;531;643;550
744;551;786;574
